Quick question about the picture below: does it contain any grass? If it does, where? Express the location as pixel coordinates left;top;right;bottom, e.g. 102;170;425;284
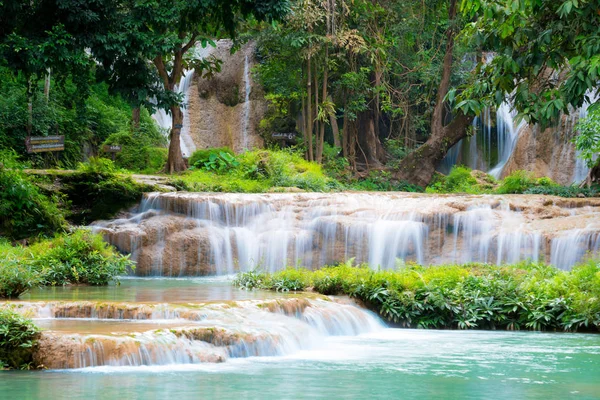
173;149;336;192
233;259;600;332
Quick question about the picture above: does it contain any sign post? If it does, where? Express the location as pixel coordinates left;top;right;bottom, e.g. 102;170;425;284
271;132;297;147
25;135;65;153
102;145;122;161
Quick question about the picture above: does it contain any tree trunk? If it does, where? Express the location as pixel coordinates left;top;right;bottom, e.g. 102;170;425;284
306;55;314;161
132;107;141;130
44;68;51;103
330;105;340;148
164;106;186;173
27;77;33;136
394;0;471;187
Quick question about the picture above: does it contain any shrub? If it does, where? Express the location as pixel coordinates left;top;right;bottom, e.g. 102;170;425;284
426;166;485;194
0;256;41;298
64;158;149;223
234;260;600;332
0;156;66;240
188;147;234;169
31;230;132;286
0;308;40;369
496;170;537;194
101;130;167;173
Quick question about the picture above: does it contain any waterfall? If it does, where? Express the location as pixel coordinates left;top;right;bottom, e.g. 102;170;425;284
19;298;384;369
241;53;252;150
439;101;524;177
93;192;600;274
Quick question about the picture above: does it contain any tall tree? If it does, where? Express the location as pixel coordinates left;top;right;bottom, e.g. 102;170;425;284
394;0;474;187
105;0;291;173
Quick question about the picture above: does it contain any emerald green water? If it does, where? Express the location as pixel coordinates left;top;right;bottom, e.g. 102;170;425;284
2;330;599;399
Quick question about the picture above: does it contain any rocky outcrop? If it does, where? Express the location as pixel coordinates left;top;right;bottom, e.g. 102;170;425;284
502;114;581;184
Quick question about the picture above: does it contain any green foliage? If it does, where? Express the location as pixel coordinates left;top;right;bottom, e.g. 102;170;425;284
235;259;600;332
460;0;600;127
427;166;480;194
575;104;600;168
62;158;149;223
0;152;66;240
496;170;538;194
0;308;40;369
524;185;597;198
0;230;132;291
350;170;423;192
179;149;335;193
0;241;42;298
188;148;235;170
101;112;167;173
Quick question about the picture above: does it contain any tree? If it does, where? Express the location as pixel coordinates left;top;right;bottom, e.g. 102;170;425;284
393;0;474;187
458;0;600;126
575;104;600;186
103;0;291;173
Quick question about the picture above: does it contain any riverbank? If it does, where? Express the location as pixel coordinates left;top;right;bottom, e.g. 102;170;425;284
234;261;600;333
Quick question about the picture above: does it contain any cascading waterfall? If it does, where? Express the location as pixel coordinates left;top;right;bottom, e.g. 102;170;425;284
93;192;600;274
10;298;384;369
439;101;524;178
240;53;252;150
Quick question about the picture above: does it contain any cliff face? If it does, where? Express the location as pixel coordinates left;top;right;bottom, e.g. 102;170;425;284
502;113;581;185
186;40;266;154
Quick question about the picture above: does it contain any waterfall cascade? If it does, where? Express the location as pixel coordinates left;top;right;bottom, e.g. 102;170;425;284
93;192;600;275
7;297;383;369
441;93;598;184
439;101;525;178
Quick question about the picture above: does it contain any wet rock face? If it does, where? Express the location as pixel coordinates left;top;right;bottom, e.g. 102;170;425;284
502;118;581;185
187;40;266;153
93;192;600;275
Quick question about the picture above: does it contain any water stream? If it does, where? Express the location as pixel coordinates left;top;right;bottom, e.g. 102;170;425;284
241;54;252;151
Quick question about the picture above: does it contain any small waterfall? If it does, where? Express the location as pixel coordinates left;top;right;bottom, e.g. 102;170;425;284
439;101;524;177
14;298;384;369
93;192;600;273
241;53;252;150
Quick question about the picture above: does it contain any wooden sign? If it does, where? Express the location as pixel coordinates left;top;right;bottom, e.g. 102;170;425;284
103;145;122;153
25;135;65;153
271;132;296;141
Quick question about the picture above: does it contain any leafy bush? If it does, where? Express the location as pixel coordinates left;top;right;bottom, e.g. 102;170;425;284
0;308;40;369
495;170;537;194
234;260;600;332
351;170;423;192
524;185;597;198
0;152;66;240
0;244;42;298
32;230;132;286
0;230;132;292
188;147;234;169
63;158;149;223
102;128;167;173
426;166;484;194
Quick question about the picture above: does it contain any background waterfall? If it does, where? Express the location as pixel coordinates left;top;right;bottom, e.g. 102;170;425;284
439;101;525;177
241;54;251;150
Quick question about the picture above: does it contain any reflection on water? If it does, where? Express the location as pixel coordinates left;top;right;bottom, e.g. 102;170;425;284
18;277;287;303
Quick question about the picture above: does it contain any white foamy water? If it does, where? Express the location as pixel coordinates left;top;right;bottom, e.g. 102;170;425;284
93;192;600;274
